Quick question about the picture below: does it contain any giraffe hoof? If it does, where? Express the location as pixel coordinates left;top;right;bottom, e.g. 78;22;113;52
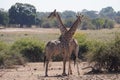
62;73;67;76
45;74;48;77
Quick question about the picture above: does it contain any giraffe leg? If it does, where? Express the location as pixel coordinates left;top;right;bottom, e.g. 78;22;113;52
62;57;67;76
45;61;49;77
76;45;80;75
68;59;72;75
76;61;80;75
70;61;72;75
67;45;72;75
72;44;80;75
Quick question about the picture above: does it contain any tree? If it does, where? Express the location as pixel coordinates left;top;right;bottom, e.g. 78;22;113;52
9;3;36;27
99;7;116;19
0;9;9;26
81;19;96;30
103;19;114;29
92;18;105;29
92;18;114;29
81;9;99;19
115;11;120;24
64;17;75;27
62;11;76;27
62;10;76;19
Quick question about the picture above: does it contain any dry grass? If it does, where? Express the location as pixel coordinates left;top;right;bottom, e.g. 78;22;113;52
0;28;120;44
0;28;60;43
78;28;120;42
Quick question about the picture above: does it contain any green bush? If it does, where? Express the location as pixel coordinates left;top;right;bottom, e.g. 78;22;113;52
11;38;45;62
74;32;87;44
0;41;6;51
86;36;120;72
0;50;25;68
0;41;25;68
86;41;106;63
0;41;8;68
74;32;91;60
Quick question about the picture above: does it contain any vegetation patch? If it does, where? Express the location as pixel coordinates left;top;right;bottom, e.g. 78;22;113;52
0;38;45;68
86;35;120;72
11;38;45;62
0;41;25;68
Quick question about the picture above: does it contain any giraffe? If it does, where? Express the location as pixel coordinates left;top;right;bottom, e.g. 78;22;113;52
44;39;63;76
58;14;83;76
44;12;83;76
44;39;79;76
48;9;80;74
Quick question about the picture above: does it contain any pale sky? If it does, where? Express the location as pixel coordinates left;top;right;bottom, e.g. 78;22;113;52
0;0;120;12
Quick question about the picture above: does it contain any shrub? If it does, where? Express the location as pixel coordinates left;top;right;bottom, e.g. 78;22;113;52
74;32;91;60
0;50;25;68
86;36;120;72
0;41;8;68
74;32;87;44
0;41;6;51
11;38;45;62
0;41;25;68
86;41;106;64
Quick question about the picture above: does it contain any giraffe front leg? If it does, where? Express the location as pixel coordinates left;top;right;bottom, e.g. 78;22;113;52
62;57;67;76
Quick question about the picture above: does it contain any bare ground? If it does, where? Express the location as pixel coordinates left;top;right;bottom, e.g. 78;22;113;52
0;62;120;80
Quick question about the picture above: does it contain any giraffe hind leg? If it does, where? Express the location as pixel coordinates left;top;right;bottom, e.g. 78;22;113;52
68;60;72;75
45;60;49;77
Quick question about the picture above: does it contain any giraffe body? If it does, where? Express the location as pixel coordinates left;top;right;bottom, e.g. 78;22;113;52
44;39;78;76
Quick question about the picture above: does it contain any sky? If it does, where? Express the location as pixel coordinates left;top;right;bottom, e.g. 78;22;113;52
0;0;120;12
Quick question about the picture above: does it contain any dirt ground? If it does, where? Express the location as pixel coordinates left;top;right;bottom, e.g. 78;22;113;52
0;62;120;80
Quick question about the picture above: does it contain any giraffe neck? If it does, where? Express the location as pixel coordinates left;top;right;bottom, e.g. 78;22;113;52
63;18;81;41
69;18;80;35
56;12;67;35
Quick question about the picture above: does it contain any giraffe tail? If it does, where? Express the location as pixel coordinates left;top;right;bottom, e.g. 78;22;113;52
73;53;76;66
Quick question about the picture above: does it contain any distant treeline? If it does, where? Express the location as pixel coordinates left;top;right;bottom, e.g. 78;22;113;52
0;3;120;29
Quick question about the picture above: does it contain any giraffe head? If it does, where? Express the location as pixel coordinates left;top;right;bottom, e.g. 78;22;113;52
48;9;57;18
76;13;84;23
